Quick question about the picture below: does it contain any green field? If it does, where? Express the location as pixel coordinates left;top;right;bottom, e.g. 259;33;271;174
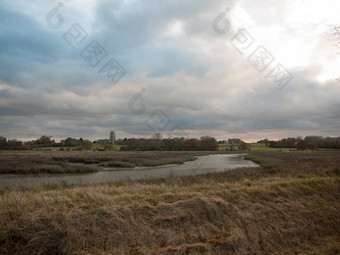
35;144;123;152
218;143;292;152
218;143;340;152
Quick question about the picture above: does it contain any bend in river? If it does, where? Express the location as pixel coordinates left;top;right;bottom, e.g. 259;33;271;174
0;154;258;187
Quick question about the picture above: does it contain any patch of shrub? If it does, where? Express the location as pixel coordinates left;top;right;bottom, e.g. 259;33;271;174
100;161;136;168
84;160;100;164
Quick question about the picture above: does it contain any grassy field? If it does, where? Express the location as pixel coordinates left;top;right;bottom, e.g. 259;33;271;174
247;143;292;151
219;143;340;152
35;144;123;152
0;151;339;254
218;143;292;151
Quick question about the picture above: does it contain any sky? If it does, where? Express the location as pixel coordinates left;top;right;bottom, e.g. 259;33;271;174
0;0;340;142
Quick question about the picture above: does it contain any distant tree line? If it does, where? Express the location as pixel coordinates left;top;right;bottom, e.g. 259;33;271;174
0;136;92;150
3;134;339;151
227;138;243;144
260;136;340;150
0;137;23;150
62;137;92;150
268;137;298;148
256;138;269;145
117;134;219;151
0;134;219;151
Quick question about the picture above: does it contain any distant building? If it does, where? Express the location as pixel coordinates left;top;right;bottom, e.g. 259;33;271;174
95;131;116;145
96;139;110;145
110;131;115;144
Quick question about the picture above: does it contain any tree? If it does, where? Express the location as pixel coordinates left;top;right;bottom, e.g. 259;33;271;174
64;137;80;147
257;138;269;145
34;136;52;145
7;139;22;150
209;143;219;151
307;142;318;151
268;138;296;148
81;140;92;150
200;136;218;151
0;136;7;149
296;140;308;151
184;138;200;151
228;138;242;144
305;136;323;147
238;142;248;151
151;133;164;150
152;133;163;140
335;139;340;149
163;137;185;151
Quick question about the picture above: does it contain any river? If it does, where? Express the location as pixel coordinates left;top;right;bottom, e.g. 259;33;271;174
0;154;258;187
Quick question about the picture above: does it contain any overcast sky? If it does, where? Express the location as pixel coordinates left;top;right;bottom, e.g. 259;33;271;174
0;0;340;142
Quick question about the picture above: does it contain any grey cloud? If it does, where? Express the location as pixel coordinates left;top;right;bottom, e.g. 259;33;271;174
0;0;339;141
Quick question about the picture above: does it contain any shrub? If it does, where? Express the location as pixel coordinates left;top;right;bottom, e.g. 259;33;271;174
18;145;31;150
105;144;113;151
100;161;136;168
307;142;318;151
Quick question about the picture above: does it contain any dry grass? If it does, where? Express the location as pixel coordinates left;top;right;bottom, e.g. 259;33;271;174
0;151;340;254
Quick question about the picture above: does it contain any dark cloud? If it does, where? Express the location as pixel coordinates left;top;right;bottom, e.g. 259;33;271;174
0;0;339;141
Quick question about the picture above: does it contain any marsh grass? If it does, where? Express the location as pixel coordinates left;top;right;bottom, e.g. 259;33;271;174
0;151;202;174
100;161;136;168
134;156;197;167
334;166;340;176
0;151;340;254
0;164;98;174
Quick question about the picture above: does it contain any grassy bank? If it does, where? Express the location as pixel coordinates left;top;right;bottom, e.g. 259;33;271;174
0;151;339;254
